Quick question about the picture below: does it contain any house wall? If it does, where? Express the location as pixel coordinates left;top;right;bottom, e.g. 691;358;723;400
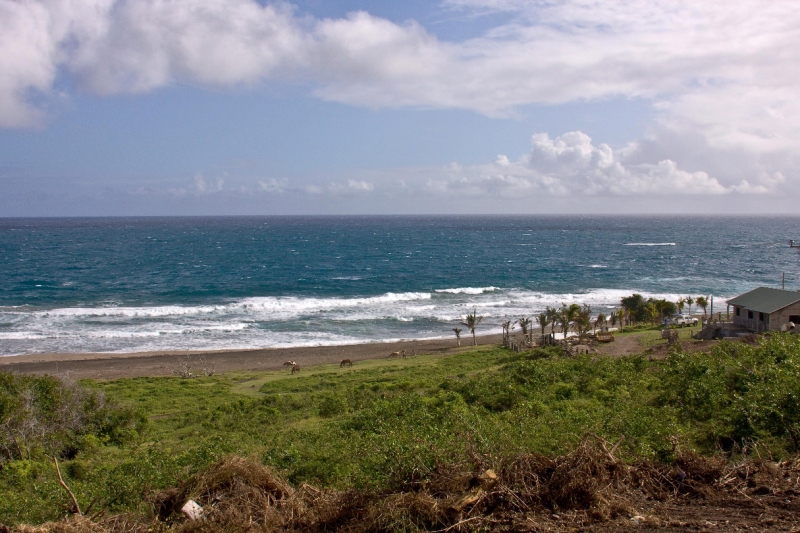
732;305;764;330
769;301;800;330
733;306;745;327
737;308;769;332
733;301;800;331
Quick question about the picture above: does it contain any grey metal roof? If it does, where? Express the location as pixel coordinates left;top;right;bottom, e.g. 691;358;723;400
726;287;800;314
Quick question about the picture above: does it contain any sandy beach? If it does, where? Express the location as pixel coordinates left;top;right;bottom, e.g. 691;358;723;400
0;334;506;380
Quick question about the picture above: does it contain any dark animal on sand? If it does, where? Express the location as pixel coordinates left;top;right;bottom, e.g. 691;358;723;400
291;364;300;374
340;359;353;367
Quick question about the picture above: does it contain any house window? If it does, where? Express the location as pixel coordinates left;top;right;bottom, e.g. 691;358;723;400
790;315;800;323
759;312;765;322
736;307;741;316
748;310;753;319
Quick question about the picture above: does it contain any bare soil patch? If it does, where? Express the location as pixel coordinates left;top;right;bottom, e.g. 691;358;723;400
0;335;503;380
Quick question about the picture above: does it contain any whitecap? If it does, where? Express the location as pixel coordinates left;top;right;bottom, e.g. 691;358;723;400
435;287;498;295
624;243;676;246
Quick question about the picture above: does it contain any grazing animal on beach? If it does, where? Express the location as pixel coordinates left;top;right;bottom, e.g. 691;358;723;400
340;359;353;367
389;351;401;358
283;360;297;368
401;350;407;358
291;363;300;374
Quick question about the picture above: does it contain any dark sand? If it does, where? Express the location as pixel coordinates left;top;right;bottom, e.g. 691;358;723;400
0;334;505;380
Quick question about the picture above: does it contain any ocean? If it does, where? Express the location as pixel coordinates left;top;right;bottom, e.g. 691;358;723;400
1;215;798;356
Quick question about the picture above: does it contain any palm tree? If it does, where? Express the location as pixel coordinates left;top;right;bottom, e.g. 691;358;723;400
537;312;549;338
518;316;532;343
575;305;593;342
646;302;660;324
696;296;708;316
616;308;626;331
594;312;606;333
676;297;685;314
560;303;581;340
501;320;513;345
546;306;559;336
452;327;463;347
685;296;694;315
461;308;483;346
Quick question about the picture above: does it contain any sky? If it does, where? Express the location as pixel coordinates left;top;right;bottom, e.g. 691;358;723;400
1;0;799;216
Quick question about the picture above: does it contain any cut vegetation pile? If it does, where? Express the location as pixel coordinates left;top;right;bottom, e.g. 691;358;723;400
13;439;800;532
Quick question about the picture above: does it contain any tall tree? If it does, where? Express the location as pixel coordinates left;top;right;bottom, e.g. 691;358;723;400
560;303;581;340
621;293;647;323
696;296;708;316
546;306;559;336
452;327;462;347
574;305;593;342
646;302;660;324
594;312;606;333
501;320;513;344
685;296;694;314
517;316;532;342
461;308;483;346
676;297;685;314
537;312;549;337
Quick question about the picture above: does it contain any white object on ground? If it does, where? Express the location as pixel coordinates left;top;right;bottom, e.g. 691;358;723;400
181;500;203;520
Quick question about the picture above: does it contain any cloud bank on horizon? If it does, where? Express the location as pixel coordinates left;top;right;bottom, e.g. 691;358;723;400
1;0;799;209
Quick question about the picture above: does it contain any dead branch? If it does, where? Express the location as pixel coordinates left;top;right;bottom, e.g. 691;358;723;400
53;457;82;515
428;516;482;532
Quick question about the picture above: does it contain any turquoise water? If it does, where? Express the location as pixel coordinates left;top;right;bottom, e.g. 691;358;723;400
1;216;798;355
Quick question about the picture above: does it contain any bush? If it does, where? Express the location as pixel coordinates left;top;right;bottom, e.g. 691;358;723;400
0;372;145;464
660;334;800;453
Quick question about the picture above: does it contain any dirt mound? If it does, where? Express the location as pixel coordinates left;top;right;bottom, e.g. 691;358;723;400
12;440;800;533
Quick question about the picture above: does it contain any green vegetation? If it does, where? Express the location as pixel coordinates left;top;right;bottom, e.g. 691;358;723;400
620;293;677;323
2;334;800;526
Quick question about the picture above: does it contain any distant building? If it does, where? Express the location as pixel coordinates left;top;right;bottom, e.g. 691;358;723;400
727;287;800;332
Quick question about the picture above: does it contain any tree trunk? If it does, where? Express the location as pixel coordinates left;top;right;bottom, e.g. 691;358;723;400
472;330;477;346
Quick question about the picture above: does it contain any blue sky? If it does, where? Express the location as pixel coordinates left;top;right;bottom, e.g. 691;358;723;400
1;0;798;215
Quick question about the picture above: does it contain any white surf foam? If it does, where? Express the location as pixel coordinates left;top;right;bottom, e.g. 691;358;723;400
435;287;498;295
0;286;706;356
624;243;676;246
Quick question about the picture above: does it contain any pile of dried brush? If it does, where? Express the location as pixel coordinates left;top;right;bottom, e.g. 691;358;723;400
11;438;800;533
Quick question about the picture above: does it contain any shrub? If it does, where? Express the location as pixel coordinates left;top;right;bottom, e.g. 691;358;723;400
0;372;145;464
660;333;800;453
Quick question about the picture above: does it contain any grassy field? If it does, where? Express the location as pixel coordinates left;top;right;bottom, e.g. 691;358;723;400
2;333;799;527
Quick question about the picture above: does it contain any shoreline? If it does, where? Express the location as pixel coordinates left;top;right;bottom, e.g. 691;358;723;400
0;333;505;380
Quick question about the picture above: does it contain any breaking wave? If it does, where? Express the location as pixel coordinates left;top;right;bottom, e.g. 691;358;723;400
1;287;687;356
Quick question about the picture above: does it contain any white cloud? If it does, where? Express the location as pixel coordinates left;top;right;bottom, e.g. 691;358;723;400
1;0;800;194
346;179;374;191
3;1;798;117
258;178;288;193
420;131;779;198
193;173;223;194
0;0;58;127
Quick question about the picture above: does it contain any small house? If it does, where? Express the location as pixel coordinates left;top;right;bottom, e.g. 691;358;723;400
726;287;800;332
